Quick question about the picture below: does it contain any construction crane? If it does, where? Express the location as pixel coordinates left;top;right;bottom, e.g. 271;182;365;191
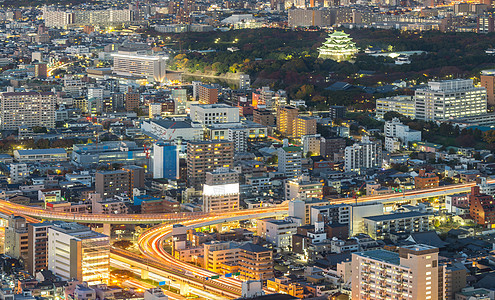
353;182;366;205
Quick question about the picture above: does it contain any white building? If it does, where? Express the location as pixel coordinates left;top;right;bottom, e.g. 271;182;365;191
0;92;56;130
285;175;323;201
345;136;382;173
415;79;487;121
141;119;203;141
257;218;301;250
278;146;302;178
351;244;439;300
384;118;421;152
189;104;240;125
228;128;248;152
375;95;416;119
111;51;168;83
47;223;109;285
10;163;28;184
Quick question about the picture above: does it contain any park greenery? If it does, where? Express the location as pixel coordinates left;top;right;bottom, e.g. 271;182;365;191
159;28;495;110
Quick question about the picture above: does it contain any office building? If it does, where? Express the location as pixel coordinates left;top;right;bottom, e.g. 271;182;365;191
186;141;234;189
288;9;333;27
190;104;240;125
345;136;382;173
47;223;109;285
278;146;302;178
238;243;274;281
480;69;495;106
375;95;416;119
292;116;317;138
277;106;299;137
478;14;495;34
0;91;56;130
111;51;168;83
95;170;130;199
257;218;301;250
203;168;240;213
415;79;487;121
363;211;433;240
153;142;179;180
384;117;421;148
351;244;439;300
198;84;218;104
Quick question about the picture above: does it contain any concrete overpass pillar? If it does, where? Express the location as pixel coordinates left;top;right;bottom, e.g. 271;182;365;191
410;199;417;206
103;223;111;237
141;269;149;280
215;224;221;233
180;282;189;295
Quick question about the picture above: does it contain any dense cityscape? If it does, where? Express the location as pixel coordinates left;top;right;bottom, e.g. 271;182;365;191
2;0;495;299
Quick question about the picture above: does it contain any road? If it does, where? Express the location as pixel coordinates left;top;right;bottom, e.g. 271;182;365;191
1;180;491;224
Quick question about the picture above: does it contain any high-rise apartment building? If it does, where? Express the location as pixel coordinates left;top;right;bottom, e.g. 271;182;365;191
480;69;495;106
5;216;28;262
351;244;439;300
0;92;56;130
277;106;299;137
171;88;187;114
10;163;29;184
112;51;168;83
203;168;240;213
186;141;234;189
125;92;140;112
198;84;218;104
278;146;302;178
27;222;54;275
414;79;487;121
253;109;275;126
95;170;130;199
121;165;145;191
153;142;179;180
239;243;274;281
292;116;317;138
345;136;382;173
47;222;109;285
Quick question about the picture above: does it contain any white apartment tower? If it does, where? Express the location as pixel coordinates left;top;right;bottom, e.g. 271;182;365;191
414;79;487;121
352;244;439;300
345;136;382;173
277;146;303;178
112;51;168;83
0;92;56;130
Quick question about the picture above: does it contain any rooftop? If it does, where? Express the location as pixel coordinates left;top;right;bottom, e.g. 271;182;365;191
357;249;400;265
364;211;432;222
15;148;66;155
